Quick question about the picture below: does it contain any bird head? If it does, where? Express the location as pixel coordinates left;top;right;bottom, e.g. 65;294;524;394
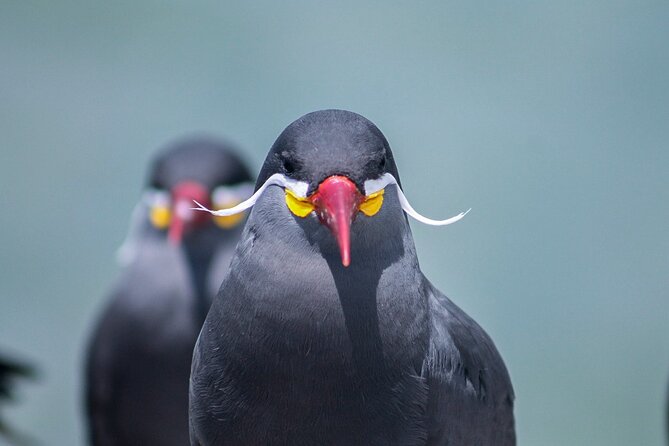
194;111;469;267
143;137;254;246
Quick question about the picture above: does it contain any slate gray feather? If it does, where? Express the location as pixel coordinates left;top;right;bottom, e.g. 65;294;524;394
85;137;253;446
189;111;514;446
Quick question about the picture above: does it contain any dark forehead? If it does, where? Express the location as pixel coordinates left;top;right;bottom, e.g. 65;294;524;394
257;110;401;193
148;137;252;190
276;110;388;160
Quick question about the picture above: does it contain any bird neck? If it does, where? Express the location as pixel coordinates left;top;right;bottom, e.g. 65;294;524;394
182;223;239;320
216;187;430;377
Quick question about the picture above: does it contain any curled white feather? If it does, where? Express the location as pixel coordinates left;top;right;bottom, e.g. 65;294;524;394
193;173;309;217
364;173;470;226
194;172;470;226
212;182;256;205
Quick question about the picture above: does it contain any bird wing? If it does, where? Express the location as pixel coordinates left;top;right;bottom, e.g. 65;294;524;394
85;297;125;446
423;281;516;445
85;240;198;445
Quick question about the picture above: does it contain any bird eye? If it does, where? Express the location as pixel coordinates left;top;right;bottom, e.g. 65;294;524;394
369;156;386;173
283;158;296;174
279;151;300;175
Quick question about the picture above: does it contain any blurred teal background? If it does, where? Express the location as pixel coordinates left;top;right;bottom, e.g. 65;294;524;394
1;1;668;445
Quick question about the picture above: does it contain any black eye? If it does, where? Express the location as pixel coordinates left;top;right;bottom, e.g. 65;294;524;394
378;157;386;170
283;158;296;174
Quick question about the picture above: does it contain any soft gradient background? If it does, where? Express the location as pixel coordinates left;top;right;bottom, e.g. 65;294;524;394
1;1;667;445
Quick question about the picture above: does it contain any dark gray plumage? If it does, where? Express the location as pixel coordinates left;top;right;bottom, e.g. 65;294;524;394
85;137;253;446
189;110;515;445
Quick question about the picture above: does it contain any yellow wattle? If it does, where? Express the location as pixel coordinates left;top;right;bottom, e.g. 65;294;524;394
360;189;384;216
285;189;315;217
149;206;171;229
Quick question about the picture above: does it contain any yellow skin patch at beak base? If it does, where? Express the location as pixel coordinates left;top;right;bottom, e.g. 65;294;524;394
285;188;384;218
285;189;315;217
150;206;171;229
213;201;247;229
359;189;384;216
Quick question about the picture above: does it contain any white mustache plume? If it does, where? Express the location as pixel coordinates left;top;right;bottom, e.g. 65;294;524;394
193;173;307;216
193;172;470;226
364;173;470;226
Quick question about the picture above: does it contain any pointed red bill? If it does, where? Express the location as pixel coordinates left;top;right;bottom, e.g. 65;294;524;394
311;176;364;267
168;181;210;245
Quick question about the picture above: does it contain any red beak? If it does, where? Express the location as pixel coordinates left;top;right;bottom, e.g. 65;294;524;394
311;176;363;267
168;181;210;245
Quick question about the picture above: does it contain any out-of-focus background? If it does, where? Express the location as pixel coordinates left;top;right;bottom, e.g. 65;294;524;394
1;1;667;445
